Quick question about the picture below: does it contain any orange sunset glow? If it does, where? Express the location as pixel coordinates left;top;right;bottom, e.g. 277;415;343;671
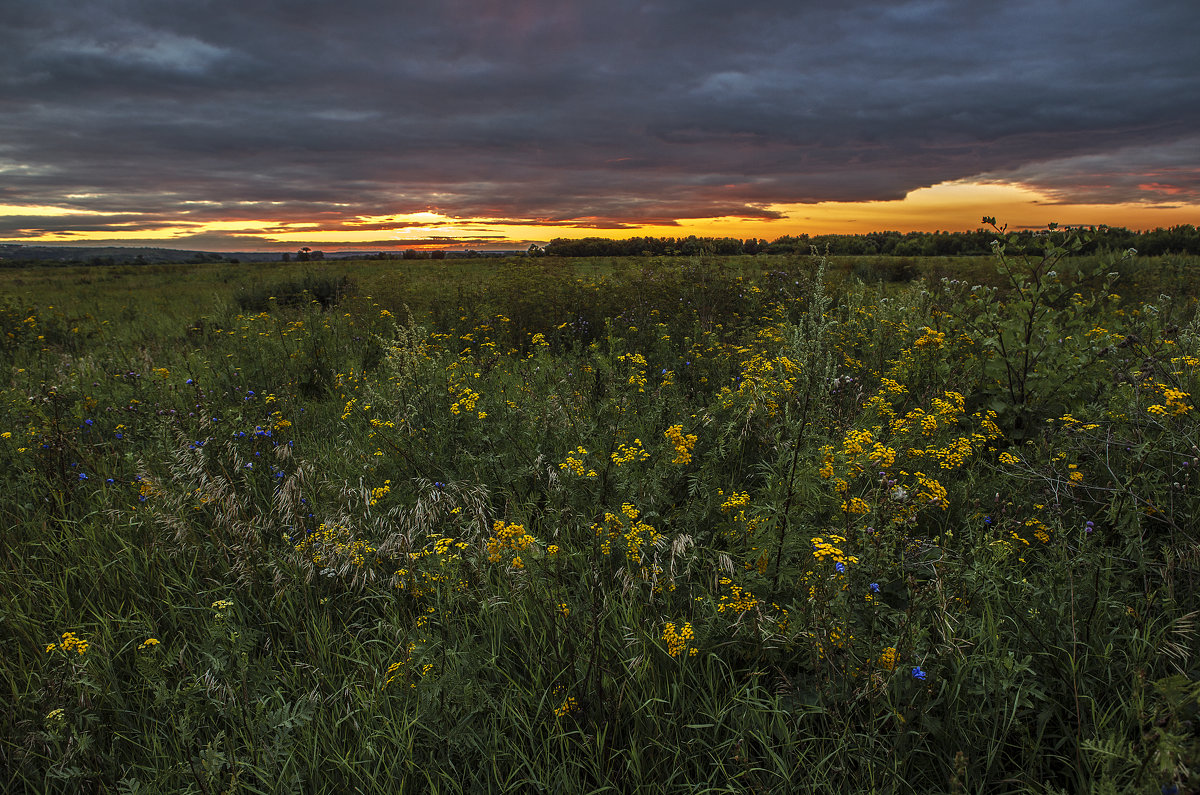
3;181;1197;252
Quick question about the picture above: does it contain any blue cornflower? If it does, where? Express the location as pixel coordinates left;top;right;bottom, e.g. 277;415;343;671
105;478;114;484
835;561;846;574
78;472;88;480
186;379;194;385
912;666;927;681
84;418;93;426
869;582;880;594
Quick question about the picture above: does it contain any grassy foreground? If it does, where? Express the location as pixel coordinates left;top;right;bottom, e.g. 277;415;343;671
1;239;1199;793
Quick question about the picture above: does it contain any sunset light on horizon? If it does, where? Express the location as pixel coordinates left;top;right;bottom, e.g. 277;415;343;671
1;1;1196;253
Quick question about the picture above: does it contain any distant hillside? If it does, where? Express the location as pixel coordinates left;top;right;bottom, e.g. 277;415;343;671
0;245;521;266
0;244;282;266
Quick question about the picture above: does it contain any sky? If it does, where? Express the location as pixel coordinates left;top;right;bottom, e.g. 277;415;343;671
1;0;1197;252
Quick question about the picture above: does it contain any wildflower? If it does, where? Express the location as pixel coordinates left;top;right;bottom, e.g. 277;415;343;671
869;582;880;594
663;424;697;465
912;666;927;681
662;621;697;658
558;446;596;477
138;638;160;650
46;631;89;655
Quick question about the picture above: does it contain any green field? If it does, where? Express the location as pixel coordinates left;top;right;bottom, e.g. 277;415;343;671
2;240;1198;793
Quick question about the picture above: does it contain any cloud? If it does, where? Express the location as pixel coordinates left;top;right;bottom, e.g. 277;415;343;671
973;138;1200;205
0;0;1196;243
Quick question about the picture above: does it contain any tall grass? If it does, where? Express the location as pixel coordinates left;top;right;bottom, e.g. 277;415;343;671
1;243;1198;793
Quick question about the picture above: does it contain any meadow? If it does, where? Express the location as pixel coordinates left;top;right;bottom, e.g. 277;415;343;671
1;236;1198;793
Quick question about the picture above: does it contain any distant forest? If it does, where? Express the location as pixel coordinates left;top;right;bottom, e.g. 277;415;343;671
542;224;1200;257
3;224;1198;267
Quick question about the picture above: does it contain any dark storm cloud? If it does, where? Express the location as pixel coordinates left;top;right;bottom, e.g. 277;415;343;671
1;0;1197;240
975;138;1200;205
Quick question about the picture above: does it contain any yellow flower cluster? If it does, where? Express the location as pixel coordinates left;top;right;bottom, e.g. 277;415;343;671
929;436;975;469
592;502;655;559
554;696;579;716
449;384;483;418
46;631;89;655
998;452;1020;465
396;534;470;596
842;428;875;457
717;489;764;539
913;327;946;348
878;646;898;671
816;627;852;659
293;523;377;567
662;621;697;657
558;446;597;477
719;490;750;513
1051;414;1100;432
619;352;648;392
716;577;760;614
912;472;948;510
841;496;871;515
620;504;660;564
611;438;649;466
719;349;801;416
138;638;160;650
1148;386;1191;417
383;642;417;688
810;535;859;567
486;520;536;566
369;480;391;506
664;424;697;465
1024;518;1051;544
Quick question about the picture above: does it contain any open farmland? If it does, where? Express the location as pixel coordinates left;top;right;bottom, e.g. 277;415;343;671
2;240;1199;793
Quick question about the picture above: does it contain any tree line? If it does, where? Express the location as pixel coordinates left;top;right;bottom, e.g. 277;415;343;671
541;225;1200;258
